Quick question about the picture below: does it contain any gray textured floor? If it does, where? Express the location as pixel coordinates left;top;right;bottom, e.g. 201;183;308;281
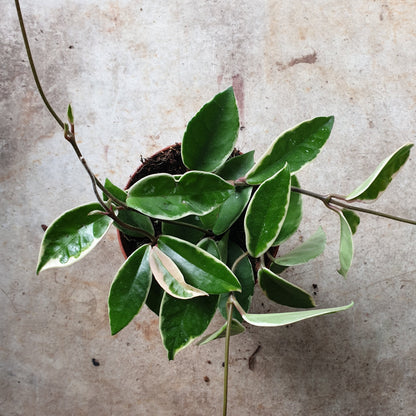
2;1;416;415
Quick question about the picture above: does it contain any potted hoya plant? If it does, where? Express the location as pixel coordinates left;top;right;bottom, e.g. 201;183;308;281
15;1;415;414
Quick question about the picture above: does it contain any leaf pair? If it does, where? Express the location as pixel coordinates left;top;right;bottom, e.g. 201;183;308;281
107;243;219;359
335;142;413;276
259;227;326;308
108;235;242;337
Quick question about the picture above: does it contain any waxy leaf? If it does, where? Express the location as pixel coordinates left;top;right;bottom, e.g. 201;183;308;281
273;175;302;246
160;293;218;359
241;302;354;327
217;232;230;263
103;178;154;238
346;143;413;201
245;164;291;257
219;241;254;321
161;216;205;244
37;203;112;273
197;319;245;345
104;178;127;202
215;151;255;180
270;262;288;275
258;267;315;308
126;171;233;220
146;278;164;316
246;116;334;184
182;87;240;172
273;227;326;266
149;246;208;299
116;209;154;238
108;245;152;335
157;235;241;294
200;152;255;234
201;186;253;235
197;238;221;259
342;209;360;235
337;211;354;277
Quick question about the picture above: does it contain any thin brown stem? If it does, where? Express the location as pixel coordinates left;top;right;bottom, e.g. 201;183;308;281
291;186;416;225
63;131;156;243
328;200;416;225
15;0;64;129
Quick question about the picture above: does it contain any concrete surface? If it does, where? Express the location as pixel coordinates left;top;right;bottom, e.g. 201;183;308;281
1;1;416;415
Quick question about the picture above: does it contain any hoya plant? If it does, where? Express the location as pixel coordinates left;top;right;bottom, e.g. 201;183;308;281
16;1;415;414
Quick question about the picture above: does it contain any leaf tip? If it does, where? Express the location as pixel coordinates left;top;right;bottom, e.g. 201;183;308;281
337;268;347;278
67;103;74;124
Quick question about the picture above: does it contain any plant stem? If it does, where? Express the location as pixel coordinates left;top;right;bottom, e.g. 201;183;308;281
15;0;64;129
15;0;157;241
327;200;416;225
291;186;416;225
223;297;234;416
64;133;156;242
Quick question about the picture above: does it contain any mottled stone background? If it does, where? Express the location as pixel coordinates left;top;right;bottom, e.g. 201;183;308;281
1;1;415;415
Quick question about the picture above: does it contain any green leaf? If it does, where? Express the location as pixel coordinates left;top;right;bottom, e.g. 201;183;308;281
160;293;218;359
205;152;255;234
242;302;354;327
273;227;326;266
161;216;205;244
126;171;233;220
182;87;240;172
149;247;208;299
337;210;354;277
37;203;112;273
108;245;152;335
115;209;154;238
146;278;164;316
346;143;413;201
200;186;253;235
273;175;302;246
197;238;221;259
342;209;360;235
215;151;255;180
217;232;229;263
270;262;288;275
219;241;254;321
245;164;291;257
67;104;74;124
246;116;334;184
103;179;154;238
258;267;315;308
103;178;127;202
157;235;241;294
197;319;245;345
